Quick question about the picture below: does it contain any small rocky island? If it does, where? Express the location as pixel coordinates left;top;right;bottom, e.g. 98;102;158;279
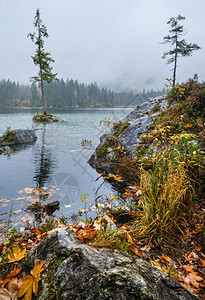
33;113;60;122
0;129;37;146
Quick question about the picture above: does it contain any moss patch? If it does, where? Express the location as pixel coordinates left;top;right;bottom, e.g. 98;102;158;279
0;130;17;140
45;255;66;299
33;113;59;122
96;121;130;159
113;120;130;136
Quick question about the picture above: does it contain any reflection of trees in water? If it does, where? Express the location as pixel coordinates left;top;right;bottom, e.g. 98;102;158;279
33;127;56;188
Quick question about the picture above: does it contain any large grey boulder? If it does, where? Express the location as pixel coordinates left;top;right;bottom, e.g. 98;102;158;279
88;96;167;172
24;229;196;300
0;129;37;146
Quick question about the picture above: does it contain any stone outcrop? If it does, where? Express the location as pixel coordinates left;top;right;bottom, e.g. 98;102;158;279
33;114;60;122
0;129;37;146
88;96;167;172
24;229;196;300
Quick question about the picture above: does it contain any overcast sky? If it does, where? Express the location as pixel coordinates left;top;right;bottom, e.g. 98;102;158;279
0;0;204;91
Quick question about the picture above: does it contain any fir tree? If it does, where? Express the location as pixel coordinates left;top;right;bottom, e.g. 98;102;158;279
162;15;200;85
28;8;58;114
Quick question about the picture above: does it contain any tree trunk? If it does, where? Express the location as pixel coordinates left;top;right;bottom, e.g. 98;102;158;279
173;52;177;86
40;77;46;115
173;34;178;85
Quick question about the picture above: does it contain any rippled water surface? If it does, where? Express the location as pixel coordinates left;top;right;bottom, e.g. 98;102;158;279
0;107;133;225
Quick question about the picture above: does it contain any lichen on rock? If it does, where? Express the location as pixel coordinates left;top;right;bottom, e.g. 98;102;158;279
24;229;197;300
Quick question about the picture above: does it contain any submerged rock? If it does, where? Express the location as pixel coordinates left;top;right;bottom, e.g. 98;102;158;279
0;129;37;146
24;228;196;300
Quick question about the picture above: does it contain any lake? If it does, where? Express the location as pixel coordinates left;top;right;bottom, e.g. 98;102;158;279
0;107;133;227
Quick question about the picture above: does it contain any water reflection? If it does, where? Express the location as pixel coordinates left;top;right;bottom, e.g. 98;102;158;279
33;127;56;188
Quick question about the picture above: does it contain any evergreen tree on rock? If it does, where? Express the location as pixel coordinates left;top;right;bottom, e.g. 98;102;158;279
162;15;200;85
28;8;58;115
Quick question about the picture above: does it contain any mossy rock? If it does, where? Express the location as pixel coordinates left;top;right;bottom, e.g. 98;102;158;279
0;130;17;140
0;129;37;146
33;113;60;122
96;136;116;158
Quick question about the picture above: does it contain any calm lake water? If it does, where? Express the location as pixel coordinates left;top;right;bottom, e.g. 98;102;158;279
0;107;133;226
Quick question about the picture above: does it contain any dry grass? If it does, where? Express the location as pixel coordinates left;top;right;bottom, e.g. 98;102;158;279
133;157;193;245
89;230;131;253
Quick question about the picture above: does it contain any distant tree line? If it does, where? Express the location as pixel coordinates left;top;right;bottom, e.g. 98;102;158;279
0;78;165;108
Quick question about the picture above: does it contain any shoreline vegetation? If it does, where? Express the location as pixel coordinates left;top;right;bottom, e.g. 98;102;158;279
0;76;204;299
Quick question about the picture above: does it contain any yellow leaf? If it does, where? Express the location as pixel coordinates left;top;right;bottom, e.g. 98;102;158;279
17;275;33;300
32;275;41;295
7;247;26;263
30;260;46;278
17;260;46;300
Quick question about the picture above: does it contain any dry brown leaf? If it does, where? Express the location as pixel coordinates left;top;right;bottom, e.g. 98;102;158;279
7;278;19;300
183;272;204;289
195;246;201;252
76;227;96;240
130;246;143;257
31;228;41;236
125;232;134;244
201;259;205;267
183;265;194;273
0;279;4;289
5;268;22;279
80;208;88;213
158;254;172;264
0;288;11;300
93;220;101;231
0;199;6;203
7;247;26;263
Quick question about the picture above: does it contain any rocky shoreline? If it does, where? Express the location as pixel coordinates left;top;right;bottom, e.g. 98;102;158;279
88;96;167;173
22;95;200;299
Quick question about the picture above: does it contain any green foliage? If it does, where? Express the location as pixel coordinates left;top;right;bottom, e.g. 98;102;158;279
113;120;130;135
90;229;131;253
151;103;161;114
1;128;17;140
45;255;66;299
96;120;130;159
28;8;58;114
40;217;55;233
96;136;117;158
81;139;93;147
0;77;166;108
162;15;200;84
28;9;58;85
3;227;18;245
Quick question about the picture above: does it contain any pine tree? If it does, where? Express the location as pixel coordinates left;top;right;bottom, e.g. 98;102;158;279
162;15;200;85
28;8;58;114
